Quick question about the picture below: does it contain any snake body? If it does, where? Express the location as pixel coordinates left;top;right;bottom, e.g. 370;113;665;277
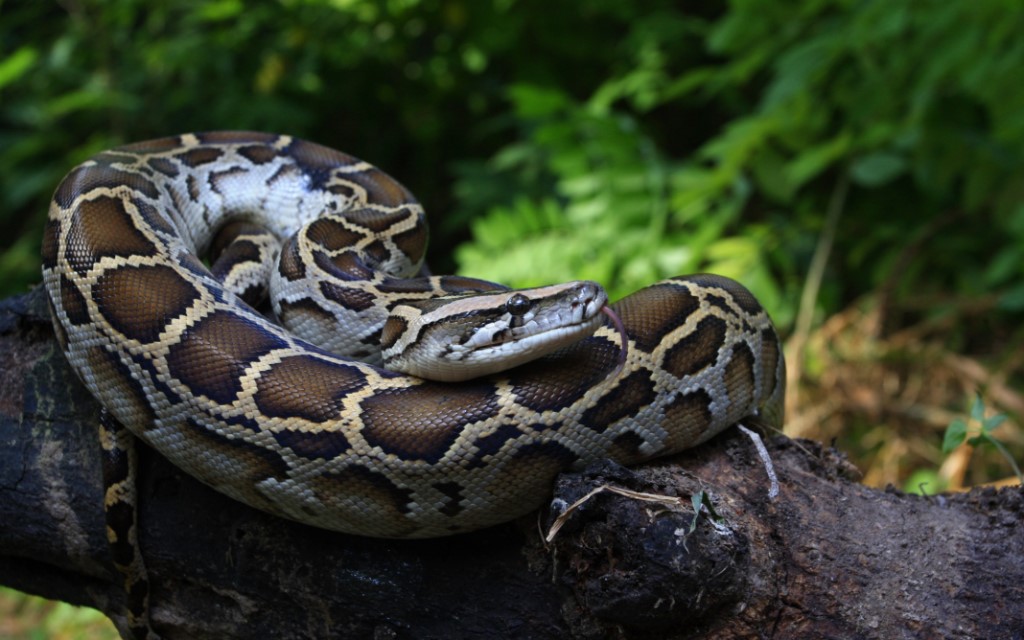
42;131;785;540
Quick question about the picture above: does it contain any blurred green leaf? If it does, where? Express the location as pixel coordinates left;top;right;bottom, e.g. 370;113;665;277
970;394;985;423
196;0;244;21
981;414;1008;434
849;152;907;187
942;418;968;454
0;46;37;90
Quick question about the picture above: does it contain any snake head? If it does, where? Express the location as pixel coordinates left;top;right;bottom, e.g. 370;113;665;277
380;281;608;382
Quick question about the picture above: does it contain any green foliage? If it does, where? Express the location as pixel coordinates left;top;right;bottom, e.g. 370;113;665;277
1;0;662;293
5;0;1024;331
943;394;1022;482
453;0;1024;327
1;1;1022;630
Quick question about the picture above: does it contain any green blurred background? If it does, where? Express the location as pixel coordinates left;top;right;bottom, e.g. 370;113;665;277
2;0;1023;636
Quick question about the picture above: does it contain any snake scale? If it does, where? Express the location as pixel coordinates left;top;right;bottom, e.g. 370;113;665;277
42;131;784;636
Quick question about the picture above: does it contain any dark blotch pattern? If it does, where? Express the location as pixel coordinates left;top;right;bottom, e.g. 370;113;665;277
612;283;699;353
335;170;413;209
129;351;182;407
54;164;160;209
238;144;280;164
682;273;764;316
390;225;428;267
166;311;288;404
723;342;756;418
177;251;211;278
183;417;290;479
175;147;225;168
609;431;647;462
360;381;501;463
580;369;658;433
304;217;364;252
363;239;391;266
265;163;302;188
94;264;200;344
118;135;187;154
327;183;357;198
130;197;175;236
705;293;732;315
41;217;60;268
210;240;263;281
661;316;727;379
207;167;250;195
273;427;352;461
376;277;436;294
277;298;335;331
277;235;306;281
59;275;90;326
47;297;68;350
379;316;408;351
211;222;269;257
64;196;159;275
105;499;136;567
506;440;579;471
313;465;414;518
360;326;384;354
146;157;179;177
186;174;201;202
438;275;506;295
344;206;416;233
319;282;377;311
314;250;375;281
253;355;367;422
470;423;523;460
88;347;157;428
760;328;781;399
283;138;359;190
664;389;713;450
196;131;279;145
509;337;621;413
218;410;263;434
433;481;465;517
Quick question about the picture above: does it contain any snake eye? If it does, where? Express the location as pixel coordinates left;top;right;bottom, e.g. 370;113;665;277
505;293;532;317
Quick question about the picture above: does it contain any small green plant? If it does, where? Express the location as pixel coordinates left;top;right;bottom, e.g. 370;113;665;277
943;394;1023;483
689;489;723;534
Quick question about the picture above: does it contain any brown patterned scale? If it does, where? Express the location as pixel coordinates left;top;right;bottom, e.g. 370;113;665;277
42;131;785;541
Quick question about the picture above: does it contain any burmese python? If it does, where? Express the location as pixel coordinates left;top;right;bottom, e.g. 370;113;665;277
42;131;784;636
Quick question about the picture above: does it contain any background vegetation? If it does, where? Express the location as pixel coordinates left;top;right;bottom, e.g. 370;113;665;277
2;0;1022;635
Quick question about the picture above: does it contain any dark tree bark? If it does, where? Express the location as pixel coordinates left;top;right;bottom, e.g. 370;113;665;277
2;287;1022;640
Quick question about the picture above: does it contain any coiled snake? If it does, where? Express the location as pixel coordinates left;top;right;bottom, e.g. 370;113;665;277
41;131;784;637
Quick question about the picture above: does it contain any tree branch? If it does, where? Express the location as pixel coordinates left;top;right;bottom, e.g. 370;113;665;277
2;287;1022;639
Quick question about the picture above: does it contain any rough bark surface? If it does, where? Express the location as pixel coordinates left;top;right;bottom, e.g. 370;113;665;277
1;287;1022;639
